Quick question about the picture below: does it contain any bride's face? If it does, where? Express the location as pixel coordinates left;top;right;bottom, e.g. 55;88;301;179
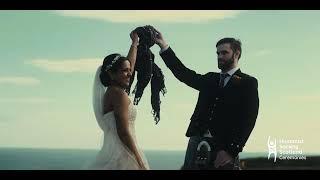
112;60;132;88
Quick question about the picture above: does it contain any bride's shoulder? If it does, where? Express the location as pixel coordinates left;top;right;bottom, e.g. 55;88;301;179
107;86;126;95
106;87;129;102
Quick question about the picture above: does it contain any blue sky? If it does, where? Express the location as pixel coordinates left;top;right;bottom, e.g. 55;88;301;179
0;10;319;154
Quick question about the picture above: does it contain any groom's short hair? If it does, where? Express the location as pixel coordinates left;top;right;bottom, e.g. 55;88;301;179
216;38;242;60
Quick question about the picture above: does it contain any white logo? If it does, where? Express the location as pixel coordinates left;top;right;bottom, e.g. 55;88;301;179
267;136;306;162
268;136;277;162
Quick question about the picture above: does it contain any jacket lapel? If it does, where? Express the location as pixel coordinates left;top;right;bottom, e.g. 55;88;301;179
214;72;221;87
224;69;242;89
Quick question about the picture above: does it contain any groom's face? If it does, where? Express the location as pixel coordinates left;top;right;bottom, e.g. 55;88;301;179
216;43;236;71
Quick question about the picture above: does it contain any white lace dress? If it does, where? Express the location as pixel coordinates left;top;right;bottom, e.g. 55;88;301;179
88;102;150;170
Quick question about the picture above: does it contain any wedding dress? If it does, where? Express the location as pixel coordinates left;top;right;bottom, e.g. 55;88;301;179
88;66;150;170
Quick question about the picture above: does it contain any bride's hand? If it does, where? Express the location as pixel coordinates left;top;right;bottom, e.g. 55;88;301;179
130;30;139;46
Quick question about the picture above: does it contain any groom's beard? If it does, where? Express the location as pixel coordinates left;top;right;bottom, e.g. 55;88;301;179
218;55;235;71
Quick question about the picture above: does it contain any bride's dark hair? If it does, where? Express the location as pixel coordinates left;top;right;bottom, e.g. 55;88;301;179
100;53;128;87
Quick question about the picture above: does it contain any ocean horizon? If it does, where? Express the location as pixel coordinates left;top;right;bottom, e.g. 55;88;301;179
0;147;272;170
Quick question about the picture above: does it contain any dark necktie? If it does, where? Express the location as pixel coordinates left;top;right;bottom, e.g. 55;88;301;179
219;73;229;88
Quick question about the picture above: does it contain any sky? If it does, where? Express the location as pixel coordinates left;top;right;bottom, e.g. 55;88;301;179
0;10;319;154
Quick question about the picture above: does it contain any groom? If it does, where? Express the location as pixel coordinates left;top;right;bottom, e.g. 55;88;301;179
154;29;259;170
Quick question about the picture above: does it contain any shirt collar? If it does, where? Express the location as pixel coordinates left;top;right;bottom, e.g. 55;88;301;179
221;66;239;77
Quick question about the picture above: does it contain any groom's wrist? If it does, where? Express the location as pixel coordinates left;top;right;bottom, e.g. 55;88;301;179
225;142;242;158
159;42;168;49
159;44;169;54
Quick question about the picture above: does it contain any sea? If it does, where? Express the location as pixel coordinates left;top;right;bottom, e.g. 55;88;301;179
0;147;267;170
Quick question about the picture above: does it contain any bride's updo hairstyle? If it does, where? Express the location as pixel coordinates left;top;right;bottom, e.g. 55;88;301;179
100;53;128;87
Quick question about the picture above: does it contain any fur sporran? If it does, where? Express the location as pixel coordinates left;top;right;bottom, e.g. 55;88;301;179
195;137;217;169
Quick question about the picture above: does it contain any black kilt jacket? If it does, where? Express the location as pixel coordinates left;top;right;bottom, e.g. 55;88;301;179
160;47;259;157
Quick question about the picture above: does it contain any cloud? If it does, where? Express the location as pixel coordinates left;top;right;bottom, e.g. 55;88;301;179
0;77;40;86
254;49;272;57
55;10;242;23
287;95;320;103
0;97;54;104
27;59;101;73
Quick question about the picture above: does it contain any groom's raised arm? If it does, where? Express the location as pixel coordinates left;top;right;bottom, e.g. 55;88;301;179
159;46;205;91
154;29;205;91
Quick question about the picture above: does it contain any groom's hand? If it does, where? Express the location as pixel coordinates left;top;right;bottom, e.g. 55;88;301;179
153;28;168;49
214;150;233;168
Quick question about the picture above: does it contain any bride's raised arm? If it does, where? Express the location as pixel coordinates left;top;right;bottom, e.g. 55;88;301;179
126;29;139;73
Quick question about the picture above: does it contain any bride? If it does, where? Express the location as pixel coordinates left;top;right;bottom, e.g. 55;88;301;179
89;30;150;170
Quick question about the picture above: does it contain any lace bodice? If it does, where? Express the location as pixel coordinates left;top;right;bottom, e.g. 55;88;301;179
101;101;137;133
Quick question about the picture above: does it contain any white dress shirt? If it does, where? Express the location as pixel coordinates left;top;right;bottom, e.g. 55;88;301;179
220;66;240;87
